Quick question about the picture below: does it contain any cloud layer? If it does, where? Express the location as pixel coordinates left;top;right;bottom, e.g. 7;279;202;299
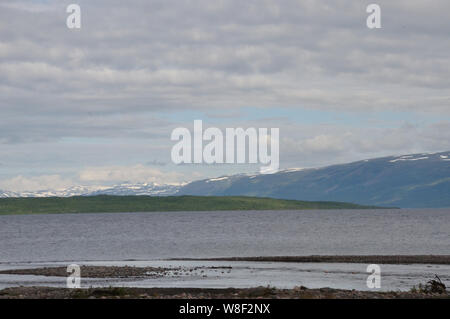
0;0;449;191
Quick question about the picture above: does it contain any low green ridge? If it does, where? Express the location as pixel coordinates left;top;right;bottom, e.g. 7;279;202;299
0;195;386;215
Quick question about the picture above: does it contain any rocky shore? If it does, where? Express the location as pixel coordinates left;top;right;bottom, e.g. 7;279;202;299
0;286;448;299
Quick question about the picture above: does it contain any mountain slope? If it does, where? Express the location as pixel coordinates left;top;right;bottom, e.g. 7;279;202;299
177;151;450;208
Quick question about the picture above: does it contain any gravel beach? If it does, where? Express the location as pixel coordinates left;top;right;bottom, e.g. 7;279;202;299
0;286;448;299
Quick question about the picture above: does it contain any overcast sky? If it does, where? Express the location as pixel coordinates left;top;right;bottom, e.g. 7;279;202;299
1;0;449;191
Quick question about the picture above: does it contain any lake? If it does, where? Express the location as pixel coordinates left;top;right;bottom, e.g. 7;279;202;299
1;209;449;262
1;209;449;291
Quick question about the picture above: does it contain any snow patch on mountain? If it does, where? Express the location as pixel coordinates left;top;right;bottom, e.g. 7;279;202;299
206;176;229;182
389;152;449;163
0;183;182;198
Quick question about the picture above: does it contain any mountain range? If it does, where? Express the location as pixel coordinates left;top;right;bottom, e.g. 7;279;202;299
1;151;449;208
0;183;180;198
178;151;450;208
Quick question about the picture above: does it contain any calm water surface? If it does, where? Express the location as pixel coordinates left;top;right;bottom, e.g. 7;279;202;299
1;209;449;263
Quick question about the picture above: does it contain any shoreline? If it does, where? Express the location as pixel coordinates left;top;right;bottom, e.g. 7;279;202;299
0;286;448;299
1;261;448;298
171;255;450;265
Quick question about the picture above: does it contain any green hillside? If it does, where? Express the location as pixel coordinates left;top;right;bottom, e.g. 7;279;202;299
0;195;384;215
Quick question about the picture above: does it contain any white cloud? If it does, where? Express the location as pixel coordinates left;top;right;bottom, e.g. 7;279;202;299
0;175;74;192
78;164;184;184
0;164;190;192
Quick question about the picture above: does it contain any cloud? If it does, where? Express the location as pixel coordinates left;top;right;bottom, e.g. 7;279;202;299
299;134;350;153
0;0;449;189
0;175;73;192
78;164;183;184
0;164;188;192
280;121;450;167
1;0;450;116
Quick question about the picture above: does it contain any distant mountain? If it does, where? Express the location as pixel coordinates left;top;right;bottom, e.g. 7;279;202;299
87;183;181;196
177;151;450;208
0;183;181;198
2;152;449;208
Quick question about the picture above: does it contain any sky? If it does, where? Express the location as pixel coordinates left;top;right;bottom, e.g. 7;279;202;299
0;0;449;192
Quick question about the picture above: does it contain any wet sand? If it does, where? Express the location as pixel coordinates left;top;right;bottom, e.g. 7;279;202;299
0;265;213;278
1;257;449;298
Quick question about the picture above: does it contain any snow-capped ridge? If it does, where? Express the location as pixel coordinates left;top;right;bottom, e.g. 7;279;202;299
0;182;181;198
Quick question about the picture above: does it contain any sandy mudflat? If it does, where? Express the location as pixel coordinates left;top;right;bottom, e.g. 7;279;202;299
175;255;450;264
1;257;449;298
0;265;168;278
0;264;233;279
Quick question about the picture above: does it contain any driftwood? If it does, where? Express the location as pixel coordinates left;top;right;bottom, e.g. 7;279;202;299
425;275;447;294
